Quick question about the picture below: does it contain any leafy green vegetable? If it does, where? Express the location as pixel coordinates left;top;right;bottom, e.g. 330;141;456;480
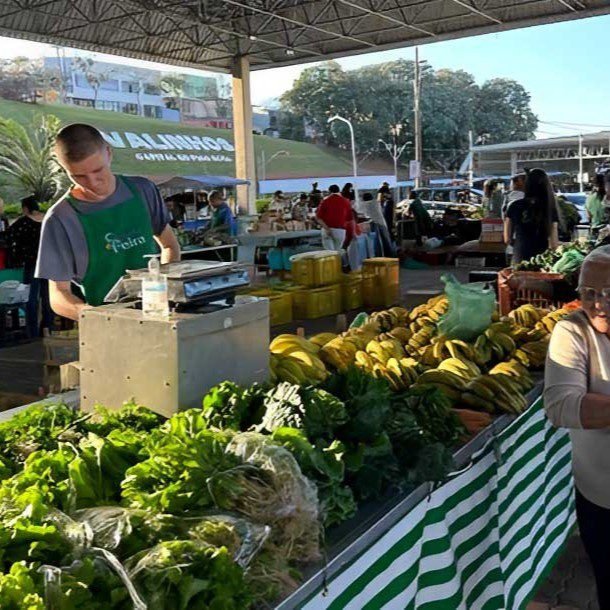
0;562;44;610
0;403;78;468
83;402;164;436
259;383;347;440
323;367;392;442
202;382;267;430
126;540;251;610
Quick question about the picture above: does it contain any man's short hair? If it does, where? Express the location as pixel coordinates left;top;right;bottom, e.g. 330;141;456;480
208;190;222;202
55;124;107;162
362;192;374;201
328;184;340;193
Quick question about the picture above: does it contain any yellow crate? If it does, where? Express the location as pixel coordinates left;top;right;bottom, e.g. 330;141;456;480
290;251;342;287
248;289;293;326
341;272;363;311
362;258;400;308
293;284;342;319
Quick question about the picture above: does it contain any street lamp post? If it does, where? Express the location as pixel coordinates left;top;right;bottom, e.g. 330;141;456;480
378;131;411;200
328;114;359;205
260;149;289;181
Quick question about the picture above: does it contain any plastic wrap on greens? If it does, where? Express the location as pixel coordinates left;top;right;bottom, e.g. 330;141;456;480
225;432;321;562
73;507;269;568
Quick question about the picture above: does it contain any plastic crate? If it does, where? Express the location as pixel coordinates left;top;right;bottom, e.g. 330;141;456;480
497;268;577;315
290;251;342;287
362;258;400;308
248;289;293;326
341;272;363;311
292;284;342;319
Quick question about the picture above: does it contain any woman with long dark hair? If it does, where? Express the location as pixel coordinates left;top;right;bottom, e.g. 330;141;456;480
503;168;559;265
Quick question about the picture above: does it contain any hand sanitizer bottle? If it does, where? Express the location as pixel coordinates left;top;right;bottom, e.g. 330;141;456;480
142;255;169;318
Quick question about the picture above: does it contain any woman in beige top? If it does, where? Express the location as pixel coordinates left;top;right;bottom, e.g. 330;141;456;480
544;245;610;609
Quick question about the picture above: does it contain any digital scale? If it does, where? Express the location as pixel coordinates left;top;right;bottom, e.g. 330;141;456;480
79;260;269;417
105;260;251;309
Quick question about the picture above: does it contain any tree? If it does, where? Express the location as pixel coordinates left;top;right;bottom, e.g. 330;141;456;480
73;57;114;107
279;60;538;172
0;115;66;202
474;79;538;144
0;57;61;103
159;74;185;109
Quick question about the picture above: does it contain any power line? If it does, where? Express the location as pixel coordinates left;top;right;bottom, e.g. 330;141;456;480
539;119;610;129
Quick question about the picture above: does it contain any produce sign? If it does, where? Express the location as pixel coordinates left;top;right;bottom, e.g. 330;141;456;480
0;296;568;608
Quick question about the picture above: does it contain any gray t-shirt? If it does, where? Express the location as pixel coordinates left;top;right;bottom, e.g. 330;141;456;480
35;175;169;283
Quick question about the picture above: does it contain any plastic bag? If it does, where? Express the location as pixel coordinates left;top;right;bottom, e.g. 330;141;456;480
437;273;496;341
224;432;321;562
350;312;369;328
73;506;269;569
552;248;585;274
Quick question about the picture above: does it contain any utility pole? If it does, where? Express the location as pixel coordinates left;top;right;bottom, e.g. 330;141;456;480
413;47;423;189
328;114;359;206
468;130;474;188
578;133;584;192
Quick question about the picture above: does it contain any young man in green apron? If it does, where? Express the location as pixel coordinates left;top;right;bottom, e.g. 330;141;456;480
36;123;181;320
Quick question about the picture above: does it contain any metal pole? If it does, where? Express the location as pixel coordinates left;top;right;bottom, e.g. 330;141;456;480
468;130;474;188
328;115;359;206
413;47;422;189
578;133;584;192
393;144;399;200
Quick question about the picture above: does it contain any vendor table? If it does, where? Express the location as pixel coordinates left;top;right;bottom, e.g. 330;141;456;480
180;244;238;262
280;390;575;610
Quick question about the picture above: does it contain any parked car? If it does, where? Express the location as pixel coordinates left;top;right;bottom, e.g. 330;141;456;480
397;187;484;218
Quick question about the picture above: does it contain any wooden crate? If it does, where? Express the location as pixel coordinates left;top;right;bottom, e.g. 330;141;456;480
497;268;577;315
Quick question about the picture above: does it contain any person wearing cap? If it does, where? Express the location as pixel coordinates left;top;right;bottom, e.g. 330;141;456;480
36;123;181;320
544;245;610;609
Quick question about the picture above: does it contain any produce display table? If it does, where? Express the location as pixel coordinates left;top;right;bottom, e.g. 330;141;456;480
238;230;322;264
280;389;575;610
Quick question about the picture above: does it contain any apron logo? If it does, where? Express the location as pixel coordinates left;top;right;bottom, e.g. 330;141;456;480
105;232;147;253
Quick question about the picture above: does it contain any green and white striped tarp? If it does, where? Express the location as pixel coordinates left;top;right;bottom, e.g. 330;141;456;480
299;398;575;609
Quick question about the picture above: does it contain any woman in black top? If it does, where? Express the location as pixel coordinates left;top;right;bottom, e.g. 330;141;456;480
6;196;53;337
504;168;559;265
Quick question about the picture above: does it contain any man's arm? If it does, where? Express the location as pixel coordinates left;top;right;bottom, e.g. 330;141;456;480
49;281;89;321
503;218;512;245
154;225;181;264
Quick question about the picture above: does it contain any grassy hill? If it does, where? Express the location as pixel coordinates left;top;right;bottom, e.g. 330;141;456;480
0;98;367;180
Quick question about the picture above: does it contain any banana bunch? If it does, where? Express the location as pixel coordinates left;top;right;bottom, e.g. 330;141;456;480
407;324;436;354
410;294;448;321
365;338;405;364
489;359;534;392
309;332;338;348
269;350;328;385
379;326;413;345
319;336;358;371
343;326;381;351
412;368;468;402
437;357;481;380
270;334;319;355
511;325;548;344
370;307;407;332
483;325;517;361
444;339;476;362
534;308;569;334
508;304;548;329
514;338;549;369
355;352;420;390
462;374;527;414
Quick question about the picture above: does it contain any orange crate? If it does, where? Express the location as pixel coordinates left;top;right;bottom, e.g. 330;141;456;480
497;268;577;315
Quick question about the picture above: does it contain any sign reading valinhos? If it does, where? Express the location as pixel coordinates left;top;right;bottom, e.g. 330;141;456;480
101;131;235;163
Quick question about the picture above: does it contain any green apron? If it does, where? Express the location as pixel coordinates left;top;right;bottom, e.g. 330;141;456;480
69;177;157;306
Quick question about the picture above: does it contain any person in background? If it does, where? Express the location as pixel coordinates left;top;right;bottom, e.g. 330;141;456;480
341;182;355;204
6;195;53;337
406;190;433;247
316;184;353;250
0;197;8;233
586;172;608;229
379;184;396;241
504;168;559;266
269;190;286;214
209;190;237;236
502;173;526;219
309;182;322;210
361;192;394;256
195;191;209;212
482;179;504;218
544;246;610;610
291;193;309;222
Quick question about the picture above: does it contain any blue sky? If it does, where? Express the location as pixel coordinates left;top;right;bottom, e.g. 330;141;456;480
1;14;609;138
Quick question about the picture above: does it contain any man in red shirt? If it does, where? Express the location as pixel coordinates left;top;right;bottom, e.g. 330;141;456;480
316;184;353;248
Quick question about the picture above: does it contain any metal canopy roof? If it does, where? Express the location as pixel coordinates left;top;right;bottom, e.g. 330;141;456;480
1;0;609;72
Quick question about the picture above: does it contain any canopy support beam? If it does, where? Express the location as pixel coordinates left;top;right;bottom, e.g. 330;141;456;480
231;55;256;215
